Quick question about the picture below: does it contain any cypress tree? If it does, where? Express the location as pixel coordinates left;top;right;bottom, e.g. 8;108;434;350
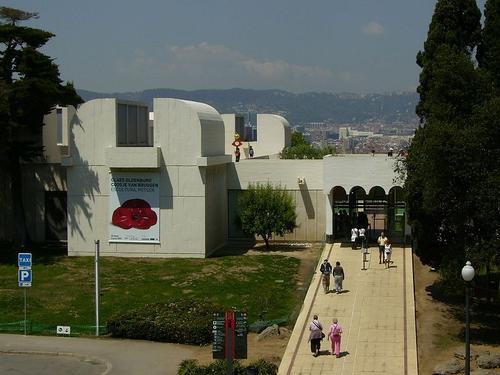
405;0;482;268
478;0;500;93
416;0;481;122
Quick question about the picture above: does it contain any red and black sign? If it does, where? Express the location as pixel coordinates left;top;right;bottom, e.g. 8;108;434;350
212;310;247;360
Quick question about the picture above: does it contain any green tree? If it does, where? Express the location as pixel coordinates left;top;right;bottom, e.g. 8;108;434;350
282;131;335;159
478;0;500;94
0;7;82;245
291;131;307;146
237;183;297;249
405;0;482;267
416;0;481;122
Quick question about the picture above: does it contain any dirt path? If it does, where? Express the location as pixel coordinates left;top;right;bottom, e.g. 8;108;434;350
413;254;500;374
413;254;463;374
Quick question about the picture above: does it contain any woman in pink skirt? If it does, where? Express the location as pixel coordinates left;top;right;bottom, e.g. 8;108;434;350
327;318;343;357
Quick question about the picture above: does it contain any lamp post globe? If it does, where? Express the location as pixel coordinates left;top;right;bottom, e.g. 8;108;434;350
461;261;474;375
462;261;475;282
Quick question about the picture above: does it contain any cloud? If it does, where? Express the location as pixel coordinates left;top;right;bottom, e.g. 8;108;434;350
362;21;384;36
168;42;333;79
112;42;358;92
165;42;341;91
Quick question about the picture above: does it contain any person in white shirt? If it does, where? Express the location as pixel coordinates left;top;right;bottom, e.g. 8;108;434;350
384;239;392;268
377;232;388;264
350;227;358;249
358;227;366;248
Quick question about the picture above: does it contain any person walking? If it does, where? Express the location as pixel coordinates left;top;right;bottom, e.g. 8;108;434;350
384;239;392;268
350;227;358;249
308;315;324;357
327;318;343;357
358;227;366;248
377;232;388;264
319;259;332;293
332;261;345;294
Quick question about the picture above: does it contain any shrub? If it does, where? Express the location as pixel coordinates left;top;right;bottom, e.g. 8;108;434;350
178;359;277;375
107;299;222;345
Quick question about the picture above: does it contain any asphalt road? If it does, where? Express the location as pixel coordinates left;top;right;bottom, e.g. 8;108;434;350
0;334;196;375
0;352;106;375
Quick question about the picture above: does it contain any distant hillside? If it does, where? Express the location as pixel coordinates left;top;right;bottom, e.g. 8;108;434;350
77;88;418;124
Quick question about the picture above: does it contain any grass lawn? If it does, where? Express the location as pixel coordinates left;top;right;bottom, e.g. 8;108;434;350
0;248;305;334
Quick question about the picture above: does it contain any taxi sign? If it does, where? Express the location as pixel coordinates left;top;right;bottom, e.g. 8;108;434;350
18;253;32;270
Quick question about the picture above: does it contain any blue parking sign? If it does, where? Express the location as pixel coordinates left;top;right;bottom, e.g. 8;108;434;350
18;253;32;269
18;269;32;287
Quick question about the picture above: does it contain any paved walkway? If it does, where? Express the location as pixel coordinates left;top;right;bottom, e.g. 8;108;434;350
0;334;194;375
278;243;418;375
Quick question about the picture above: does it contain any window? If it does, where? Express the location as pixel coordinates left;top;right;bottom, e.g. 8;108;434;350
56;108;63;145
117;103;149;146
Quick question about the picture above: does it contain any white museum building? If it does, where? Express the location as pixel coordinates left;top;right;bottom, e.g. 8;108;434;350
6;98;409;258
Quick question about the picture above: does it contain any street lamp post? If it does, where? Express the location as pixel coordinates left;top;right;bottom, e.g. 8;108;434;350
461;261;475;375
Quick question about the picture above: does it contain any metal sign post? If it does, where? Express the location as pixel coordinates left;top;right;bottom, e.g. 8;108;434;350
18;252;32;336
24;289;27;335
225;311;234;375
95;240;100;336
361;247;369;270
213;310;247;375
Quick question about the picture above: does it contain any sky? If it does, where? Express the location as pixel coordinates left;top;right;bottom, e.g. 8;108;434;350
3;0;487;94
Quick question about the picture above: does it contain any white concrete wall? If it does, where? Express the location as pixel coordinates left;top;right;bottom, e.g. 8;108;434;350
252;114;291;158
228;159;323;190
323;154;401;194
65;98;229;258
223;113;291;160
222;114;237;160
227;159;325;242
154;99;224;164
43;106;76;163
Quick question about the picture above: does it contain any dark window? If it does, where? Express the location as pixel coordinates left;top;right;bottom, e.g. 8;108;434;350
45;191;67;241
56;108;63;144
117;103;149;146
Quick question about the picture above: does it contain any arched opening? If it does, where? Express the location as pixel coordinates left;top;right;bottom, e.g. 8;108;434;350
387;186;406;242
330;185;406;243
366;186;387;240
349;186;368;232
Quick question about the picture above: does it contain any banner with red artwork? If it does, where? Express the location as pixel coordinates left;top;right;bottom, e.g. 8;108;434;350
109;172;160;243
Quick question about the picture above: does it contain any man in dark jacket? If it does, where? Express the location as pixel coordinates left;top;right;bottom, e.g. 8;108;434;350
320;259;332;293
333;261;345;294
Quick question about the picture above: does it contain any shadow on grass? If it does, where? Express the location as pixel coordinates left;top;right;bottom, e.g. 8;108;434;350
426;275;500;346
212;241;313;257
0;241;67;265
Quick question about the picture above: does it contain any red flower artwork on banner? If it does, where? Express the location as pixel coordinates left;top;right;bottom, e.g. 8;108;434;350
112;199;158;230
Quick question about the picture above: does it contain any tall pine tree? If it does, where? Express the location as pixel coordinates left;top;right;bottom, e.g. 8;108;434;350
0;7;82;246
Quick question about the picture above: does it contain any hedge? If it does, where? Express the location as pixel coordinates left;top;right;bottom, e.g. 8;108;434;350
178;359;278;375
107;299;222;345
